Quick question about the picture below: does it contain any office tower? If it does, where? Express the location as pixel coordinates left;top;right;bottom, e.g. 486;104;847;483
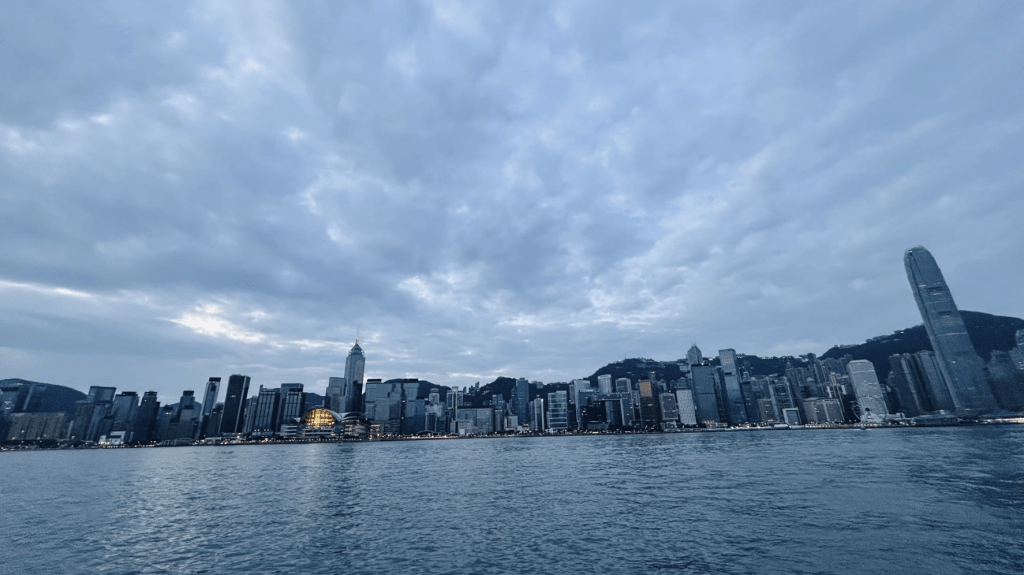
636;380;660;428
658;392;679;424
597;374;613;395
546;391;568;431
847;360;890;422
326;377;345;412
252;386;281;437
887;354;928;417
686;344;703;365
278;384;305;430
220;374;251;435
530;397;545;431
87;386;117;404
985;351;1024;411
573;379;593;430
718;349;748;425
912;350;956;412
131;391;159;444
202;378;221;417
614;378;631;394
905;246;998;415
514;378;530;427
675;389;698;426
344;341;366;412
690;365;721;426
110;391;139;433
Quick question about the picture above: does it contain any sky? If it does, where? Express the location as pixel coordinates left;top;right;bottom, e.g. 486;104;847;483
2;1;1023;403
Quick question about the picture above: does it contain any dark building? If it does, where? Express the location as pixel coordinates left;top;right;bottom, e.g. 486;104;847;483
637;380;659;429
220;374;251;435
252;387;281;437
277;384;305;431
110;392;139;433
691;365;721;426
130;391;160;444
905;246;998;415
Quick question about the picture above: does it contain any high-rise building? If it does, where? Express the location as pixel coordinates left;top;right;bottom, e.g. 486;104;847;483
514;378;530;427
131;391;160;444
686;344;703;365
344;342;366;412
220;374;251;435
278;384;305;431
326;377;345;412
675;389;698;426
546;391;568;431
847;360;890;422
905;246;998;415
614;378;631;394
690;365;720;426
637;380;659;428
251;386;281;437
718;349;747;425
597;375;613;395
202;378;220;418
110;392;139;433
530;397;545;432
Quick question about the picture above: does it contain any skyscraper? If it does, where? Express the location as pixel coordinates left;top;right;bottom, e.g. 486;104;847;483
686;344;703;365
847;360;890;422
202;377;220;418
718;349;747;425
904;246;998;416
344;341;365;412
513;378;530;427
220;374;250;435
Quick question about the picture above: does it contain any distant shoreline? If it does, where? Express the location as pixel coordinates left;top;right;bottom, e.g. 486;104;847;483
5;420;1022;452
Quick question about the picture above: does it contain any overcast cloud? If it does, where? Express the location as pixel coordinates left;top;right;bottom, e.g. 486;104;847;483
2;1;1022;402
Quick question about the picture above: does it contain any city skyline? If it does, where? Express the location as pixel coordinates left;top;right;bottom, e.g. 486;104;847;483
2;2;1023;399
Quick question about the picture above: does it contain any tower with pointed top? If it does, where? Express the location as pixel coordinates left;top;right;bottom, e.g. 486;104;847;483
343;341;365;413
904;246;997;416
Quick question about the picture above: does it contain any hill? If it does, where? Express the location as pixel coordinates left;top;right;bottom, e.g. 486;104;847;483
820;310;1024;383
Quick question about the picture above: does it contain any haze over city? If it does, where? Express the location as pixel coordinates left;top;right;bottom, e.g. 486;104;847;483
2;1;1023;402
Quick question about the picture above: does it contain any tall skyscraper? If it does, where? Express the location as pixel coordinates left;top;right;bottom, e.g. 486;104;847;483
202;377;220;417
220;374;250;435
686;344;703;365
905;246;998;416
344;341;366;412
514;378;530;427
718;349;747;425
847;360;890;422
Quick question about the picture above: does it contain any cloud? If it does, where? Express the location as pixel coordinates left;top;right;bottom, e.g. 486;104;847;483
1;1;1022;397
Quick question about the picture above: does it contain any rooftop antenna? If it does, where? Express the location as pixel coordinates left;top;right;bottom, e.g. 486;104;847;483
356;325;360;344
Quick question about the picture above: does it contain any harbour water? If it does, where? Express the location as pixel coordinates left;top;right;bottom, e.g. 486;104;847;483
3;426;1023;575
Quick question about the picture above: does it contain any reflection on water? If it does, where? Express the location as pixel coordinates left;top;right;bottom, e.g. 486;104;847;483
3;427;1022;575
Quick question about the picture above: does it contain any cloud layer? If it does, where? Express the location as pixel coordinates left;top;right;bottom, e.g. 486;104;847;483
2;1;1023;401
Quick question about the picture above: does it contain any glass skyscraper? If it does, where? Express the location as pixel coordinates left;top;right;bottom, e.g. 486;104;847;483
904;246;997;416
343;342;365;413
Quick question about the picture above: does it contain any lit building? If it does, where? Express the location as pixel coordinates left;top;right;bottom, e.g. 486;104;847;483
905;246;998;415
300;408;369;440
